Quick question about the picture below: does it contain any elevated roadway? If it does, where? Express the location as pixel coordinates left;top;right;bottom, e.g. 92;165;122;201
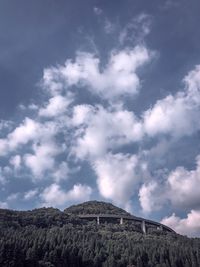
78;214;175;234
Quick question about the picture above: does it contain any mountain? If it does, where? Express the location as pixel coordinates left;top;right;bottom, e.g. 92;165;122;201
64;200;131;216
0;201;200;267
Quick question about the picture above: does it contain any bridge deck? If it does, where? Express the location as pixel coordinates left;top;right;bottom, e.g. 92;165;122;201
78;214;175;233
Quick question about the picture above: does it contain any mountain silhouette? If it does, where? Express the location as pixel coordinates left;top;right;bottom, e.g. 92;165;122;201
0;201;199;267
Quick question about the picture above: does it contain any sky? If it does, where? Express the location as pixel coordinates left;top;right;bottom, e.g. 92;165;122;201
0;0;200;237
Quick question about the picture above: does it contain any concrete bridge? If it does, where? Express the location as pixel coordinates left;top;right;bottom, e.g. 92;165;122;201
78;214;175;234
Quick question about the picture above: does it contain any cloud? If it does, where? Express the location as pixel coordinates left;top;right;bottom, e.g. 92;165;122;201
0;114;63;180
42;66;65;96
93;153;139;206
71;104;93;126
7;193;19;202
72;105;143;159
138;181;163;214
0;201;8;209
93;7;102;15
40;183;92;208
167;155;200;209
104;19;115;34
1;27;200;230
119;14;151;45
0;118;40;155
161;210;200;237
28;103;38;110
0;167;6;185
0;120;13;131
52;162;69;182
39;94;72;118
139;155;200;214
24;189;38;200
137;66;200;215
162;0;179;10
184;65;200;100
38;63;200;214
143;95;197;137
8;118;40;148
143;65;200;138
44;63;200;167
42;46;151;100
9;155;21;170
24;142;60;178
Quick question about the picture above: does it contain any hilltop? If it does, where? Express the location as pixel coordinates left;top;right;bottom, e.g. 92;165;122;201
64;200;131;216
0;201;200;267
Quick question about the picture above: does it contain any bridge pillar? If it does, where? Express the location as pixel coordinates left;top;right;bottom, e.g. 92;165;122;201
97;216;100;225
120;217;123;225
141;220;146;234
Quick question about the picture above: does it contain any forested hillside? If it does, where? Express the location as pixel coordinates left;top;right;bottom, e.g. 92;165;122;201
64;201;131;216
0;201;200;267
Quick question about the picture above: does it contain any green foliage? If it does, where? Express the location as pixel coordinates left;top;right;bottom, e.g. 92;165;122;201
0;203;200;267
64;201;130;216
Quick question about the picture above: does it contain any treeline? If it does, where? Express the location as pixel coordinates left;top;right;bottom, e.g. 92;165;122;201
0;207;79;228
64;201;130;216
0;205;200;267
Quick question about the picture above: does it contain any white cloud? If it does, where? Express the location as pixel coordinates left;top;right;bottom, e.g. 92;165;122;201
71;104;93;126
0;120;13;131
8;118;40;148
72;105;143;159
39;94;72;117
143;65;200;138
184;65;200;102
43;46;151;100
40;183;92;207
167;155;200;209
52;162;69;182
10;155;21;170
0;201;8;209
0;115;62;179
0;139;9;156
139;155;200;214
7;193;19;202
137;66;200;214
24;142;60;178
18;103;38;111
93;153;139;206
42;67;64;96
24;189;38;200
0;118;40;155
139;181;162;214
143;94;197;137
161;210;200;237
28;103;38;110
65;184;92;202
1;36;200;219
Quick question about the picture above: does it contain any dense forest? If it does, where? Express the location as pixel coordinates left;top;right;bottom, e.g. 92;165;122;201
0;201;200;267
64;201;130;216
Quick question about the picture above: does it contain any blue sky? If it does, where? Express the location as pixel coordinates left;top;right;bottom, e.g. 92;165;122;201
1;0;200;237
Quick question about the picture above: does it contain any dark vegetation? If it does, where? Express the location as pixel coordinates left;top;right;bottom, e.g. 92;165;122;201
0;201;200;267
64;201;130;216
